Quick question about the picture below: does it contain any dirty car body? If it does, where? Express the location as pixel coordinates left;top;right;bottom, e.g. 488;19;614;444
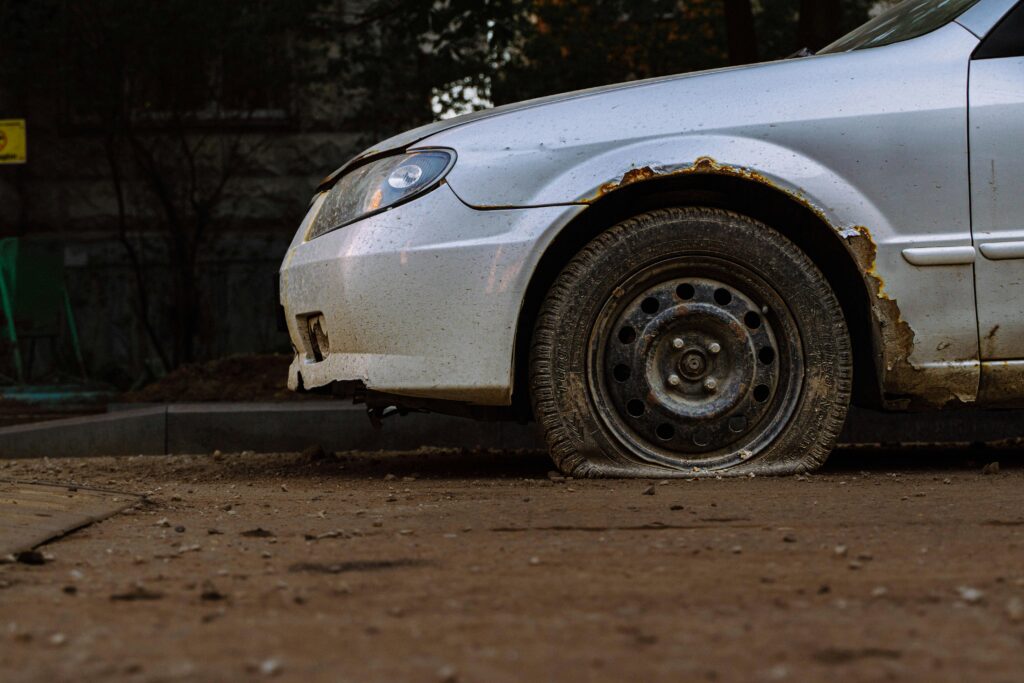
281;0;1024;476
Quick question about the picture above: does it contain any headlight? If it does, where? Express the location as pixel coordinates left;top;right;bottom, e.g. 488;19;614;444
306;150;454;241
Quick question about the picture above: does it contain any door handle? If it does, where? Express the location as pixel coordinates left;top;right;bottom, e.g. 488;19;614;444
979;241;1024;260
901;246;976;266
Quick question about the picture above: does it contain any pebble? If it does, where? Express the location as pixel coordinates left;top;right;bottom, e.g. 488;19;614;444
1006;597;1024;622
259;658;282;676
437;664;458;682
982;462;1000;475
782;534;797;543
642;485;656;496
957;586;984;604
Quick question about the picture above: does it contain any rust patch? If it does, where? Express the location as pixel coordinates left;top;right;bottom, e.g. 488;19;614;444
985;325;1000;341
586;157;838;233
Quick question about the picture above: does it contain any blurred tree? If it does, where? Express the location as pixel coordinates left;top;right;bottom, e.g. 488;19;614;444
0;0;327;369
345;0;881;126
725;0;760;65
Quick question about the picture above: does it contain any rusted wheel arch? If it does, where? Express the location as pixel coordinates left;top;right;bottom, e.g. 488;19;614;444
511;171;881;418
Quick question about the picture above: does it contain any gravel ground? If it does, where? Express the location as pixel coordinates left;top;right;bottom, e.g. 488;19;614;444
2;446;1023;682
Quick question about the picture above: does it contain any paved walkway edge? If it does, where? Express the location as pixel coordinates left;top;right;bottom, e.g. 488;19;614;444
0;403;1020;459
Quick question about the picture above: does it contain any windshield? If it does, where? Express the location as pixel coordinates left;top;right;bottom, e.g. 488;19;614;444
819;0;981;53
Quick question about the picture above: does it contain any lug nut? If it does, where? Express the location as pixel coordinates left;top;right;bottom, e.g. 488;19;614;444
708;342;721;355
703;377;718;393
668;374;682;387
672;338;684;349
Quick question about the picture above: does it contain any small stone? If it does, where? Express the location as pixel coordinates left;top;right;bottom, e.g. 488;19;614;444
155;517;171;528
174;526;186;533
437;664;458;683
833;545;848;557
642;485;656;496
280;484;288;493
982;462;1000;475
547;471;565;483
259;658;282;676
848;561;863;570
529;556;541;566
957;586;984;604
14;550;46;565
384;473;397;481
49;632;67;646
782;534;797;543
110;584;164;601
241;528;275;538
871;586;889;598
1006;597;1024;622
200;580;226;601
731;546;743;554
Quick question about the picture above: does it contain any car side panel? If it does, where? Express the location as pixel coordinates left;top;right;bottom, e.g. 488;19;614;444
427;24;981;406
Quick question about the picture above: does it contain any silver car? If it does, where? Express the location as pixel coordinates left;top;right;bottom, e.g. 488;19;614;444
280;0;1024;477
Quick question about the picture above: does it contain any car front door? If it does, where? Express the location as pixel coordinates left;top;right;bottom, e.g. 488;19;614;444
969;2;1024;401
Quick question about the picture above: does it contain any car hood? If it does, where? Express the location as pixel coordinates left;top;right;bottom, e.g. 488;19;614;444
318;62;751;190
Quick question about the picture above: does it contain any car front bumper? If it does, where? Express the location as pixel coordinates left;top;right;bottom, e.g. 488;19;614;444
279;184;582;405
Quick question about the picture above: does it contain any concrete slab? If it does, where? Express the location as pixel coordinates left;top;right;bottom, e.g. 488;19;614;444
0;481;141;556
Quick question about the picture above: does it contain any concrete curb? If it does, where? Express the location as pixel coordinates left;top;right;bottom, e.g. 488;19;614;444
0;402;1021;459
0;402;544;459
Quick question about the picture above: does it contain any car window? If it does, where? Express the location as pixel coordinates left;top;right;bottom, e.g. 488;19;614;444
819;0;982;53
974;2;1024;58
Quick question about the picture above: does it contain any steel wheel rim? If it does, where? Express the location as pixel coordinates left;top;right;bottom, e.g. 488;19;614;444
589;255;804;470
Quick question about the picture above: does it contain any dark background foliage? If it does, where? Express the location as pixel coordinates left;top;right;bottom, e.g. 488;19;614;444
0;0;888;383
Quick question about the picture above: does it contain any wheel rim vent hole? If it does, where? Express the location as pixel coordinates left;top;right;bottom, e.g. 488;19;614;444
641;297;660;315
744;311;761;329
753;384;771;402
627;399;646;417
656;423;675;440
714;288;732;306
676;283;695;300
613;364;631;382
619;326;637;344
758;347;776;365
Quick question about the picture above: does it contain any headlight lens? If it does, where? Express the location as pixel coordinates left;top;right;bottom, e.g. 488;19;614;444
306;150;453;240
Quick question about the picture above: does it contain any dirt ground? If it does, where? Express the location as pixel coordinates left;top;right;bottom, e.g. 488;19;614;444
124;355;305;404
2;446;1024;683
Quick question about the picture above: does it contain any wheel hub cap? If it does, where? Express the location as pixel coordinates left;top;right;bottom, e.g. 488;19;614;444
601;277;781;455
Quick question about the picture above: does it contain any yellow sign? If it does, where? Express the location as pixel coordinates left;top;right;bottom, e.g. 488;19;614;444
0;120;27;164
